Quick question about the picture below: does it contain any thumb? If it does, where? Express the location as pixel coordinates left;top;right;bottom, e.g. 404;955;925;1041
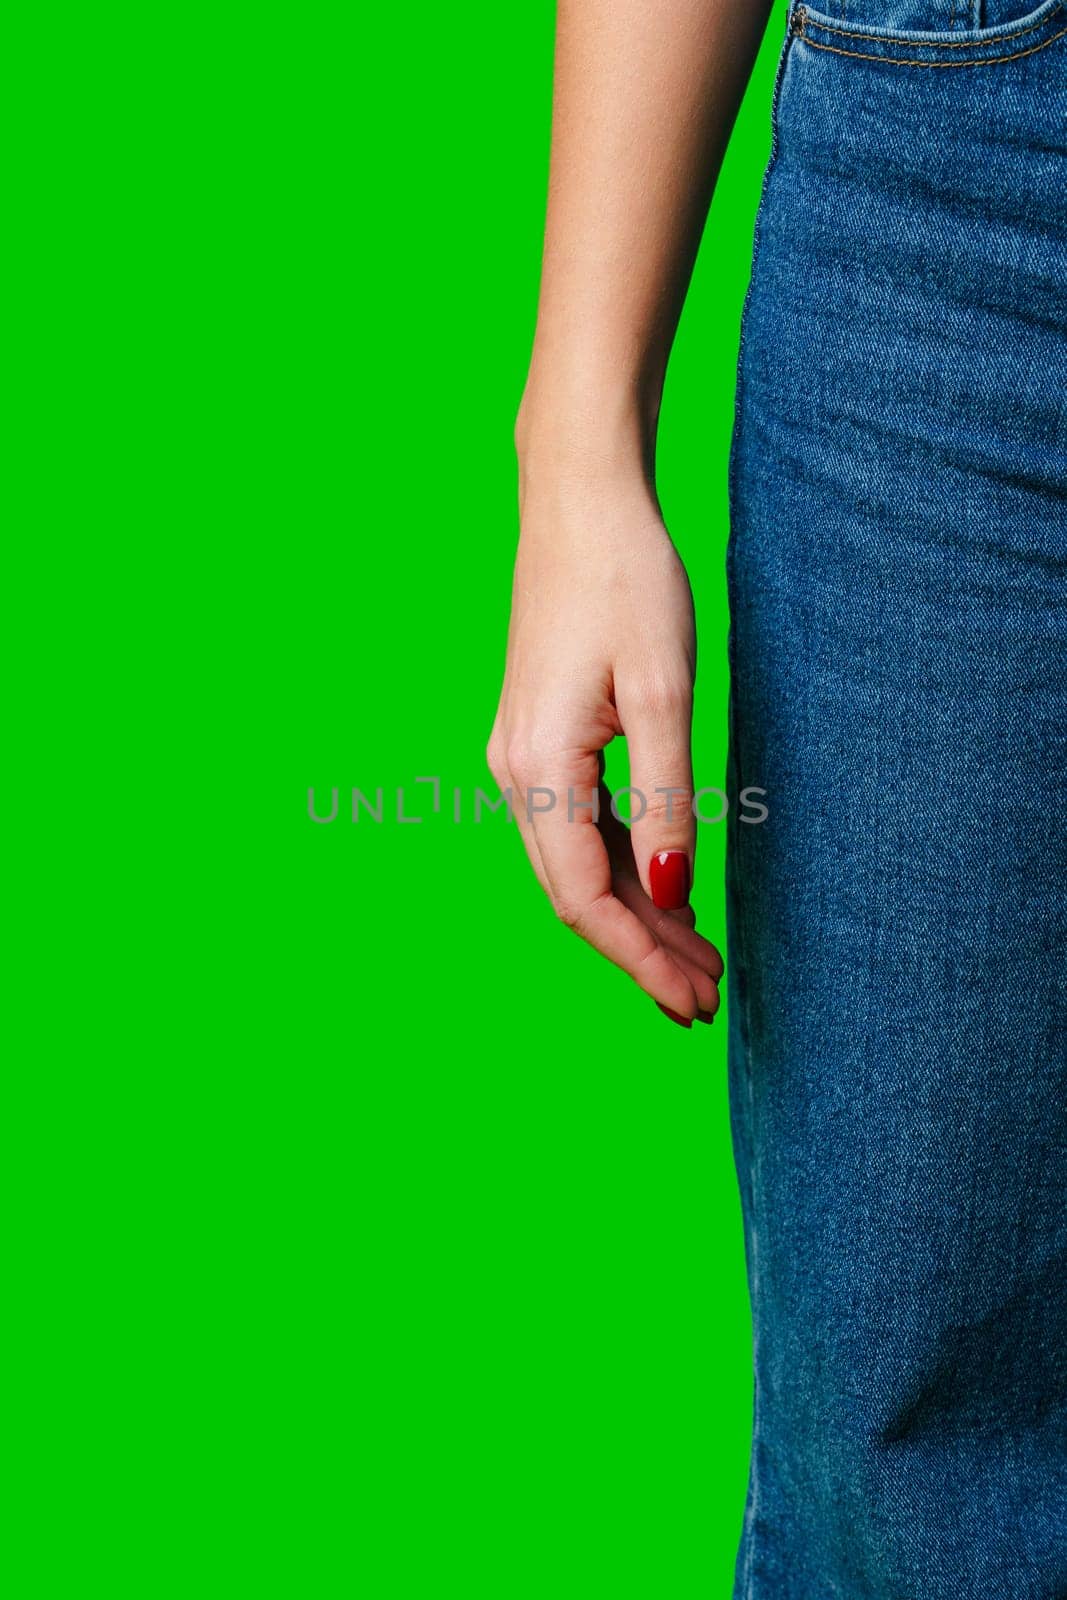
616;670;695;910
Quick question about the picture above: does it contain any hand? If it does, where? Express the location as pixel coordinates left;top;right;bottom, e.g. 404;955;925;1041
487;461;723;1026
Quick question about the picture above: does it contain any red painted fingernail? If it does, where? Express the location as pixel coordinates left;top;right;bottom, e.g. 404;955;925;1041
696;1010;715;1025
657;1004;692;1029
650;850;690;910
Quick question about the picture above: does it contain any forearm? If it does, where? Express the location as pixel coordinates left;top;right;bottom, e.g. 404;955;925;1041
517;0;774;479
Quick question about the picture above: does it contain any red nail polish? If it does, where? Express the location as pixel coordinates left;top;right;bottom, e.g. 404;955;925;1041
657;1003;692;1029
650;850;690;910
696;1010;715;1025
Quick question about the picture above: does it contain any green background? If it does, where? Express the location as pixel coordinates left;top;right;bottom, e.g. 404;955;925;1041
18;3;787;1593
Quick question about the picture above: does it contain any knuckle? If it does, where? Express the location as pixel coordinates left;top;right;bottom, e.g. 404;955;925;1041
637;672;691;718
505;740;535;784
554;888;609;941
486;733;506;779
632;943;663;981
507;732;557;787
554;897;582;932
640;787;694;827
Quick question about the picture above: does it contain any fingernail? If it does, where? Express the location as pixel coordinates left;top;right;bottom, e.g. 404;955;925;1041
650;850;690;910
657;1003;692;1029
696;1010;715;1026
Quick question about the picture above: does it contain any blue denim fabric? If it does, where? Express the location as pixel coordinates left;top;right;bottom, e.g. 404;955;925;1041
725;2;1067;1593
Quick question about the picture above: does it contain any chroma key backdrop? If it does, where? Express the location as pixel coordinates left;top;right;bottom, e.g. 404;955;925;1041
11;3;793;1595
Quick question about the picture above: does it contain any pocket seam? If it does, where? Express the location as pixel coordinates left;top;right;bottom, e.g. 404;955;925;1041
800;21;1067;62
803;4;1060;46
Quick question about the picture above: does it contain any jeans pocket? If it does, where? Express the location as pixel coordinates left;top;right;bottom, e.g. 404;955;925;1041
792;0;1067;63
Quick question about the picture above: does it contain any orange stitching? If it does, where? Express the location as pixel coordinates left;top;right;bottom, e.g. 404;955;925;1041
802;4;1060;47
801;21;1067;61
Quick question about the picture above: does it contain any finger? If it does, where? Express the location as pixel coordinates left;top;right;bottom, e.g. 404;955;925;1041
613;875;721;1012
510;777;555;900
613;865;724;979
488;723;554;900
600;795;723;979
660;904;721;1021
599;798;721;1025
659;905;725;982
614;667;696;911
524;749;700;1017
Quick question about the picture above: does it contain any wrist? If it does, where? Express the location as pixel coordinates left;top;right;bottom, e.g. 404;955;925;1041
514;375;661;489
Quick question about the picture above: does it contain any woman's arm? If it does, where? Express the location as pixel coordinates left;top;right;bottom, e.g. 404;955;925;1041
489;0;774;1023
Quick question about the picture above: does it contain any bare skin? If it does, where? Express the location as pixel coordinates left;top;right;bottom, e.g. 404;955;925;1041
488;0;774;1022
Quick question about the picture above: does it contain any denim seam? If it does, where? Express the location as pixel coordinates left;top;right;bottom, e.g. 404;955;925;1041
800;23;1067;62
726;17;800;1599
726;6;796;1082
801;3;1061;48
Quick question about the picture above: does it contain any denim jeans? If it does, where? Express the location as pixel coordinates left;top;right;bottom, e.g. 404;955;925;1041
725;2;1067;1593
